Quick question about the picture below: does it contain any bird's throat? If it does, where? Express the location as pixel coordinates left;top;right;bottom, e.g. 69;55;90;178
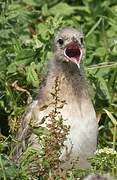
44;59;89;103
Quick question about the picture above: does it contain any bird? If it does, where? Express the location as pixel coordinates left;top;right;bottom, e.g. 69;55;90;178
14;27;98;172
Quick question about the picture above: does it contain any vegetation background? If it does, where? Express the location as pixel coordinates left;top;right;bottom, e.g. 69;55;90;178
0;0;117;179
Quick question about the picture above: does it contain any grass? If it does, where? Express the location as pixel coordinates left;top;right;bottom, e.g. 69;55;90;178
0;0;117;179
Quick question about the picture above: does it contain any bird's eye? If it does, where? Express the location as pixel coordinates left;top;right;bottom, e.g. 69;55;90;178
80;37;84;44
57;39;64;45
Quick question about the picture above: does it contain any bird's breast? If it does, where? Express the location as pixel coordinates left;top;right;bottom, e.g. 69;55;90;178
59;98;98;158
31;96;98;169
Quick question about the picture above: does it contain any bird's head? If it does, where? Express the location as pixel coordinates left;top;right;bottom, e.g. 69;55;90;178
54;27;86;68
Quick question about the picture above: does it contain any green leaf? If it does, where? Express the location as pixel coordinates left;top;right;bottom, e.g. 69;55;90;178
7;58;33;74
22;0;39;6
37;23;50;40
104;109;117;125
86;17;102;37
86;34;97;48
26;62;39;87
15;49;34;61
41;4;49;16
49;3;75;16
32;126;50;136
97;77;110;101
93;47;107;57
7;63;17;74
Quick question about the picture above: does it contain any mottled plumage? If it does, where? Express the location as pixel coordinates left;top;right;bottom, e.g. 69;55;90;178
14;27;98;171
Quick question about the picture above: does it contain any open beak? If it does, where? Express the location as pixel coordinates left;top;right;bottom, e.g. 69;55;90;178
64;43;82;67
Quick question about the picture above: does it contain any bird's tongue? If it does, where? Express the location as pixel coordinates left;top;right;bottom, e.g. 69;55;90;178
64;44;82;65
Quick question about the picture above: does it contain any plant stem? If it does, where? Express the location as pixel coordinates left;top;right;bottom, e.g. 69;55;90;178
113;125;117;150
0;155;6;180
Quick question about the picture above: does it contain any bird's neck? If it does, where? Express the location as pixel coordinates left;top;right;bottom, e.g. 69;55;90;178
38;59;90;105
51;59;89;97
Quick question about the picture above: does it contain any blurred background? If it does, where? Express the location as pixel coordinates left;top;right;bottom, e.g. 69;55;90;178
0;0;116;179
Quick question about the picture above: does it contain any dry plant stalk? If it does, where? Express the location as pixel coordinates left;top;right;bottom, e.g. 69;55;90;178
19;77;69;179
